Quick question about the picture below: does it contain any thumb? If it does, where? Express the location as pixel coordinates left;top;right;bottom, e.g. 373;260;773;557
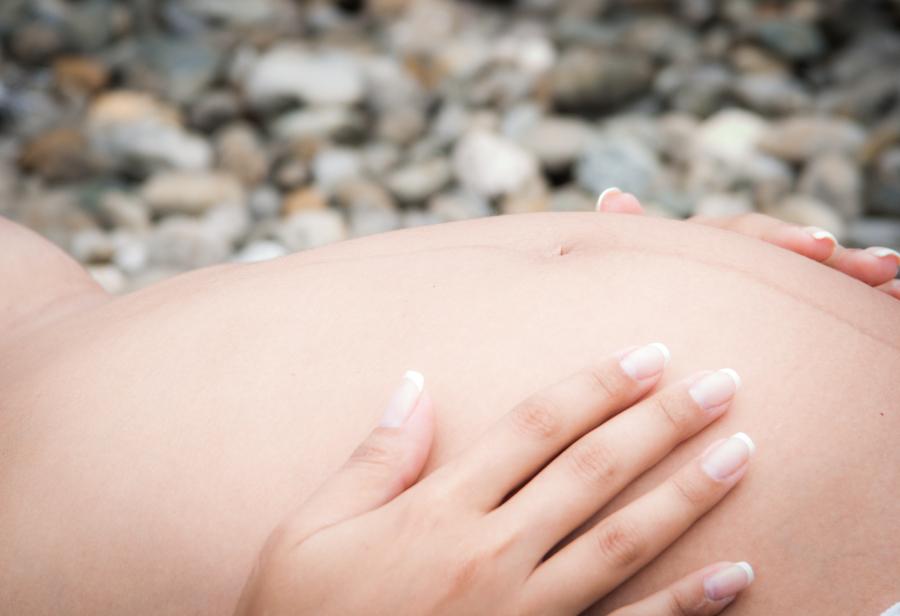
287;370;435;542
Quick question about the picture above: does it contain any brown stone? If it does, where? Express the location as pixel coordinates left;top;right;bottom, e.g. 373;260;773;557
54;56;110;96
283;187;327;216
19;128;93;183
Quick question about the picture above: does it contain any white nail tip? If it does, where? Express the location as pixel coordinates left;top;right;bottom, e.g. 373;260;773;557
721;368;742;389
731;432;756;456
596;187;622;209
735;561;755;585
869;247;900;260
403;370;424;392
649;342;671;364
804;227;837;244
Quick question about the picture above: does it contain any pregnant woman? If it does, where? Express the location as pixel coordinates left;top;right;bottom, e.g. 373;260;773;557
1;196;898;614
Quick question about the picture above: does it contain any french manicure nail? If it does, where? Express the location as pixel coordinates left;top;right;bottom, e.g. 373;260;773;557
803;226;837;246
704;562;755;601
701;432;755;480
379;370;424;428
596;187;622;211
867;247;900;265
689;369;741;411
619;343;670;381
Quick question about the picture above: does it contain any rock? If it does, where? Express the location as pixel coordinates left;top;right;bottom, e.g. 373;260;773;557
658;112;700;166
312;148;363;193
798;152;862;219
272;107;366;143
362;142;402;177
575;136;662;200
869;147;900;217
244;44;365;109
453;130;540;198
70;228;115;263
334;180;395;212
283;187;328;216
348;204;401;237
551;47;654;113
766;195;847;241
431;103;472;147
741;154;794;211
111;231;149;275
18;128;94;183
732;74;811;116
53;56;110;97
215;123;269;186
817;74;900;123
386;158;453;203
128;36;221;103
99;191;150;231
758;115;866;162
693;192;754;218
693;108;770;163
276;210;348;251
273;158;310;191
87;265;127;294
428;191;493;222
500;175;550;214
141;171;244;215
248;185;282;220
754;19;825;62
846;218;900;250
149;217;232;269
549;186;595;212
519;117;594;173
87;91;212;174
234;240;289;263
9;20;65;65
181;0;283;24
204;203;250;244
189;90;243;132
376;106;427;145
656;64;732;117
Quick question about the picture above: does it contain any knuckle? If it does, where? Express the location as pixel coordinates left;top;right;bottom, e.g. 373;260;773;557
584;363;622;399
510;395;562;439
671;471;711;507
652;395;692;436
567;437;618;485
665;587;698;616
348;436;401;473
594;519;645;568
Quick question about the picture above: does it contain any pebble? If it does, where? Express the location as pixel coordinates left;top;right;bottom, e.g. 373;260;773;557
754;19;825;62
88;264;128;294
519;117;594;173
549;186;595;212
694;192;754;218
248;185;283;220
141;171;245;215
386;158;453;203
99;191;150;232
869;147;900;217
234;240;289;263
847;218;900;250
283;187;328;216
276;210;348;251
428;191;493;222
312;148;363;193
732;74;811;116
215;123;269;186
575;136;661;200
694;108;770;163
551;47;654;113
272;107;366;143
244;44;365;110
766;194;847;241
798;152;862;219
453;130;539;198
53;56;110;97
18;128;93;183
70;228;115;263
758;115;866;162
149;217;232;269
111;232;150;275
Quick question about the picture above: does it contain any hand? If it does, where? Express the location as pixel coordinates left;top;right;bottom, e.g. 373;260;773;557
235;344;756;615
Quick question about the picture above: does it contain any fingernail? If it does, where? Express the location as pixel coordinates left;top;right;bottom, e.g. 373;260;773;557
689;369;741;411
596;187;622;211
867;247;900;265
704;561;755;601
379;370;424;428
701;432;754;480
619;343;670;381
803;226;837;246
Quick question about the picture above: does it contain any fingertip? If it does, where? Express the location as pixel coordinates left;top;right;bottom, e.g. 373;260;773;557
597;189;644;214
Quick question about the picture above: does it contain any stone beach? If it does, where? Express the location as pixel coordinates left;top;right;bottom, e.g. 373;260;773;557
1;0;899;293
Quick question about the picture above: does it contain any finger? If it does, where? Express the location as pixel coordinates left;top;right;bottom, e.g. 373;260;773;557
527;432;755;613
596;187;645;214
824;246;900;286
877;278;900;300
284;371;435;544
609;561;755;616
436;343;670;511
496;369;740;558
691;213;838;262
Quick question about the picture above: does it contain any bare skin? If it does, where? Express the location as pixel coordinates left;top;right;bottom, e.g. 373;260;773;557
0;212;898;615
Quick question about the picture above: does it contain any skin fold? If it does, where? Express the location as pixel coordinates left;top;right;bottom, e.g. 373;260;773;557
0;212;898;615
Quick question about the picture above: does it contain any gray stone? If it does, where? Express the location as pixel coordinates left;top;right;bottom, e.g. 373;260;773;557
141;171;245;215
551;47;654;113
111;231;149;275
271;107;365;143
519;117;594;173
362;142;402;177
694;192;754;218
693;108;770;164
244;44;365;109
377;106;427;145
87;265;127;294
732;74;812;116
70;228;115;263
276;210;348;251
386;158;453;203
766;195;847;242
869;147;900;217
758;116;866;162
846;218;900;250
130;36;221;103
312;148;363;193
189;90;242;132
182;0;283;24
149;217;232;269
656;64;732;117
798;152;862;219
215;123;269;186
453;130;540;198
549;186;595;212
575;136;662;200
248;185;283;220
754;20;825;62
203;203;251;244
428;191;493;222
99;191;150;232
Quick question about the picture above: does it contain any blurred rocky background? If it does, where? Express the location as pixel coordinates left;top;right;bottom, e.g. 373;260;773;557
1;0;899;293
